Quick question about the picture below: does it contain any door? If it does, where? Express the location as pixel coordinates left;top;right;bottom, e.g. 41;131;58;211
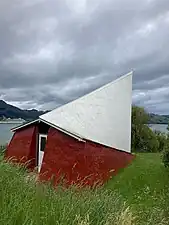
38;134;47;172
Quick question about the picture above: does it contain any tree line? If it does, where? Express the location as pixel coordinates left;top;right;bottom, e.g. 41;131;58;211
132;106;169;167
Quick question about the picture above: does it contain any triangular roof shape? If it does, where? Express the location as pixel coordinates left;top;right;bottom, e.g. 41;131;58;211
40;72;133;152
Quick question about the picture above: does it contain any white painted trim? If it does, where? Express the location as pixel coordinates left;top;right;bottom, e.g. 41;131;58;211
11;119;40;132
40;118;86;142
38;134;48;172
39;134;48;139
11;117;85;143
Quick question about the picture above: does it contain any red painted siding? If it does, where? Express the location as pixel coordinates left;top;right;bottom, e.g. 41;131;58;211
5;125;38;170
40;128;134;187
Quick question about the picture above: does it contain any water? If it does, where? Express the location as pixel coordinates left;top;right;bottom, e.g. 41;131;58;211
0;123;19;145
148;124;168;133
0;123;168;146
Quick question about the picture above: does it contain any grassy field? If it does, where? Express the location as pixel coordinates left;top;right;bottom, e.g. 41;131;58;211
0;152;169;225
106;153;169;224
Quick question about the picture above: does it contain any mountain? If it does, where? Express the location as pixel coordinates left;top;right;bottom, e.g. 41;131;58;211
1;100;169;124
148;113;169;124
0;100;49;120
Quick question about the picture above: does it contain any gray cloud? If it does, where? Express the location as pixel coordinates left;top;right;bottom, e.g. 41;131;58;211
0;0;169;114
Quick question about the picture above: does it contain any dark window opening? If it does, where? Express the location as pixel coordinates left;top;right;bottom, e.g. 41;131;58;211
40;137;47;152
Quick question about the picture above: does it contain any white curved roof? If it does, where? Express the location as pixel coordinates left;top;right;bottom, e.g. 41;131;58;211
40;72;133;152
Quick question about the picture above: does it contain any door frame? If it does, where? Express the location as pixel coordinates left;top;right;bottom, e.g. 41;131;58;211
38;134;47;172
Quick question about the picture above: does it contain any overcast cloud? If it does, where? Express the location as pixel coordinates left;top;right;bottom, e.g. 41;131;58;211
0;0;169;114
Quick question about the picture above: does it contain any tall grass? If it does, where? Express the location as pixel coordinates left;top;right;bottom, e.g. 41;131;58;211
0;155;135;225
0;144;6;153
0;152;168;225
106;153;169;225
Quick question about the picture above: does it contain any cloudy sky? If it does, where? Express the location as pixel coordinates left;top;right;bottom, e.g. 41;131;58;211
0;0;169;114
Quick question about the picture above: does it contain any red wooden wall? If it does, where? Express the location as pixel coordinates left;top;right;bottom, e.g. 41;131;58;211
40;127;134;187
5;125;134;187
5;125;38;170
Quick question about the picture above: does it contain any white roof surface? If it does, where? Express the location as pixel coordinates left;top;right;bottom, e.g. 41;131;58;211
40;72;133;152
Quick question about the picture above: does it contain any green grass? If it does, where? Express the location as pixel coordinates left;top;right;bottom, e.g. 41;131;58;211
106;153;169;224
0;152;169;225
0;152;133;225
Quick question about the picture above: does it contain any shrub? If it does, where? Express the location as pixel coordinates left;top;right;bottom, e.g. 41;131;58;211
131;106;169;153
131;106;160;153
162;143;169;168
132;124;159;153
154;131;168;152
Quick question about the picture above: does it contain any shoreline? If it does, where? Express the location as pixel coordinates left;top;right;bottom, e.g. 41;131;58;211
0;121;24;124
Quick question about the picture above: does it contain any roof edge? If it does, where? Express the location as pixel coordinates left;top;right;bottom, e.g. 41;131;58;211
11;119;40;132
11;117;85;142
95;71;133;92
40;118;85;142
40;71;133;120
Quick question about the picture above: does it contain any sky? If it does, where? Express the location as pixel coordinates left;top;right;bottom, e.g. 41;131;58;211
0;0;169;114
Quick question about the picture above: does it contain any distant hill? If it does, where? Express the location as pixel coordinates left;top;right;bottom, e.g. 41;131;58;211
0;100;49;121
148;113;169;124
1;100;169;124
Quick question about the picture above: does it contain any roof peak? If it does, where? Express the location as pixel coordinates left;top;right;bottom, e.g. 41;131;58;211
40;71;133;152
49;71;133;112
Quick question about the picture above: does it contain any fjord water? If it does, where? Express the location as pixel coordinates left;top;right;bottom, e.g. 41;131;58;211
0;123;168;146
148;124;168;133
0;123;18;145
